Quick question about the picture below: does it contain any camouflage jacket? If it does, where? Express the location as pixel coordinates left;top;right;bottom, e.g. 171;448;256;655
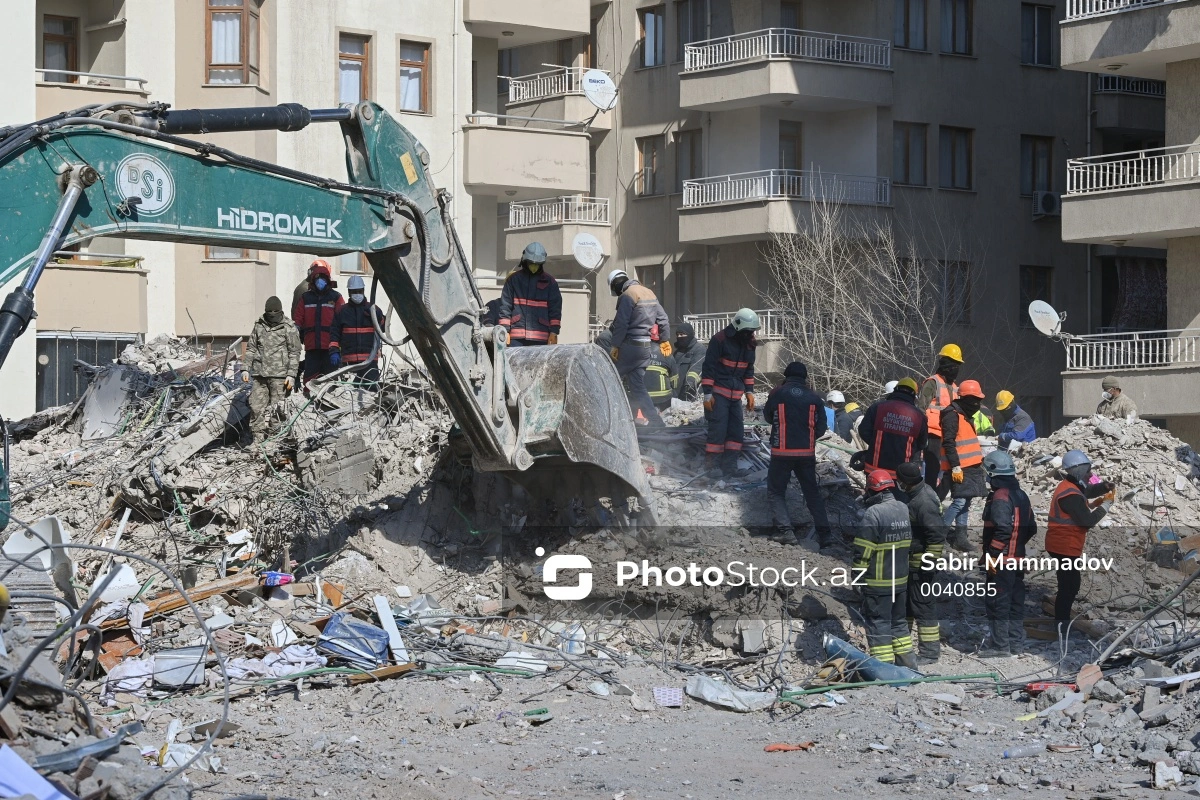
247;316;302;378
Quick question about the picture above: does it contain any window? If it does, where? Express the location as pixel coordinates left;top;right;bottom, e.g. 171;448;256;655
672;261;704;318
206;245;258;259
399;41;430;113
206;0;259;85
340;253;371;275
780;1;802;29
779;121;802;171
588;17;599;68
1021;4;1054;66
675;129;702;193
37;333;139;411
637;264;665;299
932;260;972;325
590;143;599;198
938;126;973;190
940;0;972;55
1020;135;1054;195
497;48;517;95
893;0;926;50
676;0;707;61
338;34;370;105
42;16;78;83
636;135;664;196
1019;266;1053;327
557;38;576;69
894;122;927;186
639;6;666;68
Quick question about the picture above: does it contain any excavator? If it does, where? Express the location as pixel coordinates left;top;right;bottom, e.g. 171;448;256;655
0;100;651;531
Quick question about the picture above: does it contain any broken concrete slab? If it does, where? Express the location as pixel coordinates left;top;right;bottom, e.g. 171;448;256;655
81;366;139;441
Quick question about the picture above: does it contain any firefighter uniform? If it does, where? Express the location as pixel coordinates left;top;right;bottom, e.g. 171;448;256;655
701;325;756;461
498;268;562;346
763;363;832;546
673;323;705;400
646;348;679;409
858;387;928;477
898;464;946;660
854;487;914;664
330;300;386;384
292;263;345;381
982;475;1037;653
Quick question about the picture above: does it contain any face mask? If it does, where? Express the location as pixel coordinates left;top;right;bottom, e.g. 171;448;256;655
525;261;541;274
264;310;284;324
350;293;365;305
941;363;960;382
1102;391;1113;401
314;277;328;291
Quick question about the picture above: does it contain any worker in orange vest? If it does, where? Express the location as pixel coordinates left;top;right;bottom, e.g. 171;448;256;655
939;378;986;552
1045;449;1115;651
918;344;963;490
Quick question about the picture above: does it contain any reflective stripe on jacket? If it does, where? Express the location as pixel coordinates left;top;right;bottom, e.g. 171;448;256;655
764;378;826;457
1045;480;1088;557
498;268;563;343
700;325;756;400
292;289;345;351
921;374;957;437
646;351;678;399
982;479;1037;565
610;280;669;347
861;393;928;475
330;302;385;364
940;405;983;470
853;494;912;591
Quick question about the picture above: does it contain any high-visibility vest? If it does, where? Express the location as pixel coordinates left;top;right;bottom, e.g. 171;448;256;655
646;364;674;399
1045;480;1088;557
940;411;983;471
923;375;957;437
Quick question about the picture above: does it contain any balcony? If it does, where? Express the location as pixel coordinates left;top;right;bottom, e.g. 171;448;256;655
1061;0;1200;80
463;115;591;200
464;0;590;47
679;170;891;245
1063;145;1200;245
37;253;148;335
1062;327;1200;417
35;69;150;118
683;310;789;373
1093;74;1165;132
679;29;892;112
504;196;611;262
505;67;613;132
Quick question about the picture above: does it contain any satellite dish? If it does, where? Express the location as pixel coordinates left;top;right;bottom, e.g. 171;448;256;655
581;69;618;112
1028;300;1063;338
571;232;606;271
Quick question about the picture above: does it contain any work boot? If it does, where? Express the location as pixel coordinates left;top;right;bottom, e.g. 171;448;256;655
948;528;972;553
768;493;793;534
895;651;920;670
721;452;741;477
817;528;836;550
917;641;941;665
705;454;724;479
978;636;1010;658
769;527;798;545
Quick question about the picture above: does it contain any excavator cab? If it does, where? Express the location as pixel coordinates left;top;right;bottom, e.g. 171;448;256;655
0;101;651;528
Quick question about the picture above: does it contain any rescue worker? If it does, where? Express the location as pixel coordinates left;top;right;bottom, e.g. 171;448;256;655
498;243;562;347
855;378;928;477
608;269;671;427
292;261;319;314
823;390;843;433
854;470;916;668
291;259;344;382
673;322;705;400
701;308;758;477
330;275;386;385
646;341;680;410
994;391;1037;449
1097;375;1138;420
881;380;898;397
896;461;946;663
1045;450;1115;648
763;362;832;548
939;379;987;552
837;401;863;443
919;344;964;489
243;296;301;444
972;405;996;436
979;450;1037;658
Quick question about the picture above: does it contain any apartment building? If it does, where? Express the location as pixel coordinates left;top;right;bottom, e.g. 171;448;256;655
1058;0;1200;445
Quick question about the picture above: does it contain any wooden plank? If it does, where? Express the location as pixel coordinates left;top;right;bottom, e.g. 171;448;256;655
348;663;416;685
100;571;259;629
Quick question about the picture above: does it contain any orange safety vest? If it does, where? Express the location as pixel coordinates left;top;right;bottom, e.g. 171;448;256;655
939;410;982;471
1045;480;1088;557
923;375;957;437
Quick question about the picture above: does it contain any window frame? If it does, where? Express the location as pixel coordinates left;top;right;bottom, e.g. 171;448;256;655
674;129;703;194
940;0;973;56
938;125;974;191
639;5;666;69
780;1;802;29
778;120;803;171
1020;134;1054;196
338;33;371;105
894;122;928;187
205;245;259;260
893;0;927;51
497;48;517;96
1018;265;1053;328
1020;3;1054;67
675;0;707;63
42;15;80;82
637;264;665;298
397;39;432;114
636;134;665;197
205;0;260;86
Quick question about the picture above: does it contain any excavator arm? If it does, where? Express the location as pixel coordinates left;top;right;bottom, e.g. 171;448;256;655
0;101;650;521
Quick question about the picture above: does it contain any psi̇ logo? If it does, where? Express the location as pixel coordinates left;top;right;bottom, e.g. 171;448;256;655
537;547;592;600
116;154;176;216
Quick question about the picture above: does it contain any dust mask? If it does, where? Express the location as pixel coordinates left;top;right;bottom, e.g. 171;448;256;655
314;277;328;291
350;293;365;305
1102;391;1113;401
526;261;541;274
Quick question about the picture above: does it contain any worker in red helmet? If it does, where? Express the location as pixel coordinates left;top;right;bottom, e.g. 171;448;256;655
291;259;344;383
939;378;987;552
853;469;916;668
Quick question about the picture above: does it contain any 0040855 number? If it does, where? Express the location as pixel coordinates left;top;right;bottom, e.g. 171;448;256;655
919;580;996;598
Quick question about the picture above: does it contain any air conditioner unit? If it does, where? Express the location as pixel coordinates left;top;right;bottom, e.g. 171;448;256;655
1033;191;1062;219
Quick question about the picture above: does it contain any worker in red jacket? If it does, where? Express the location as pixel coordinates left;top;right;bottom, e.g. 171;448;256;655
292;259;344;382
330;275;386;385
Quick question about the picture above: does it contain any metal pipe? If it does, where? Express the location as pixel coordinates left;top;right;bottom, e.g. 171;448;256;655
308;107;354;123
157;104;345;135
34;68;148;87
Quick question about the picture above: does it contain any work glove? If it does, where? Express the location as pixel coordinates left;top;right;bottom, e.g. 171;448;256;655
745;393;756;412
241;370;250;384
610;347;620;362
329;350;341;367
951;466;964;484
659;341;672;357
703;394;715;413
548;333;558;345
284;376;294;392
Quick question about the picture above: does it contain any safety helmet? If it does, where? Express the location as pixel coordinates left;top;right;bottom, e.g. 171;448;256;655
895;377;919;395
845;402;860;413
310;258;332;278
939;343;964;363
882;380;899;396
607;269;629;296
983;450;1016;477
1062;449;1091;471
957;379;984;399
867;469;896;493
995;390;1015;411
826;390;845;404
522;242;548;265
732;308;761;332
347;275;366;292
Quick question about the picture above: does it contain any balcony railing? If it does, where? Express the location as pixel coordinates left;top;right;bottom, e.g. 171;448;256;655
1093;74;1166;96
35;68;148;91
682;310;787;342
1067;144;1200;194
682;169;891;208
508;196;610;228
1066;328;1200;371
506;65;611;104
683;28;891;72
1066;0;1184;20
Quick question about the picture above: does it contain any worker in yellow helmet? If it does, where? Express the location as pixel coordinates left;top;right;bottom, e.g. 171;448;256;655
994;390;1037;449
918;344;964;490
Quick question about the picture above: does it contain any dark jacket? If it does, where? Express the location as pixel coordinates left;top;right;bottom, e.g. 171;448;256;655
764;377;827;458
646;348;679;405
610;279;669;347
674;339;705;400
701;326;756;400
330;301;385;364
858;391;929;474
982;475;1037;563
997;405;1037;448
836;408;862;443
292;288;345;351
940;403;987;499
499;267;562;344
904;482;947;570
853;491;913;592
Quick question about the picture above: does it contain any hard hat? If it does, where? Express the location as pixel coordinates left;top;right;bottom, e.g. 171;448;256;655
1062;449;1092;471
938;343;964;363
895;377;919;394
995;390;1015;411
882;380;898;396
866;469;896;493
522;242;548;265
347;275;366;292
1101;375;1120;390
983;450;1016;477
957;379;984;399
826;390;845;404
310;258;332;277
732;308;760;332
845;402;860;413
607;269;629;295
